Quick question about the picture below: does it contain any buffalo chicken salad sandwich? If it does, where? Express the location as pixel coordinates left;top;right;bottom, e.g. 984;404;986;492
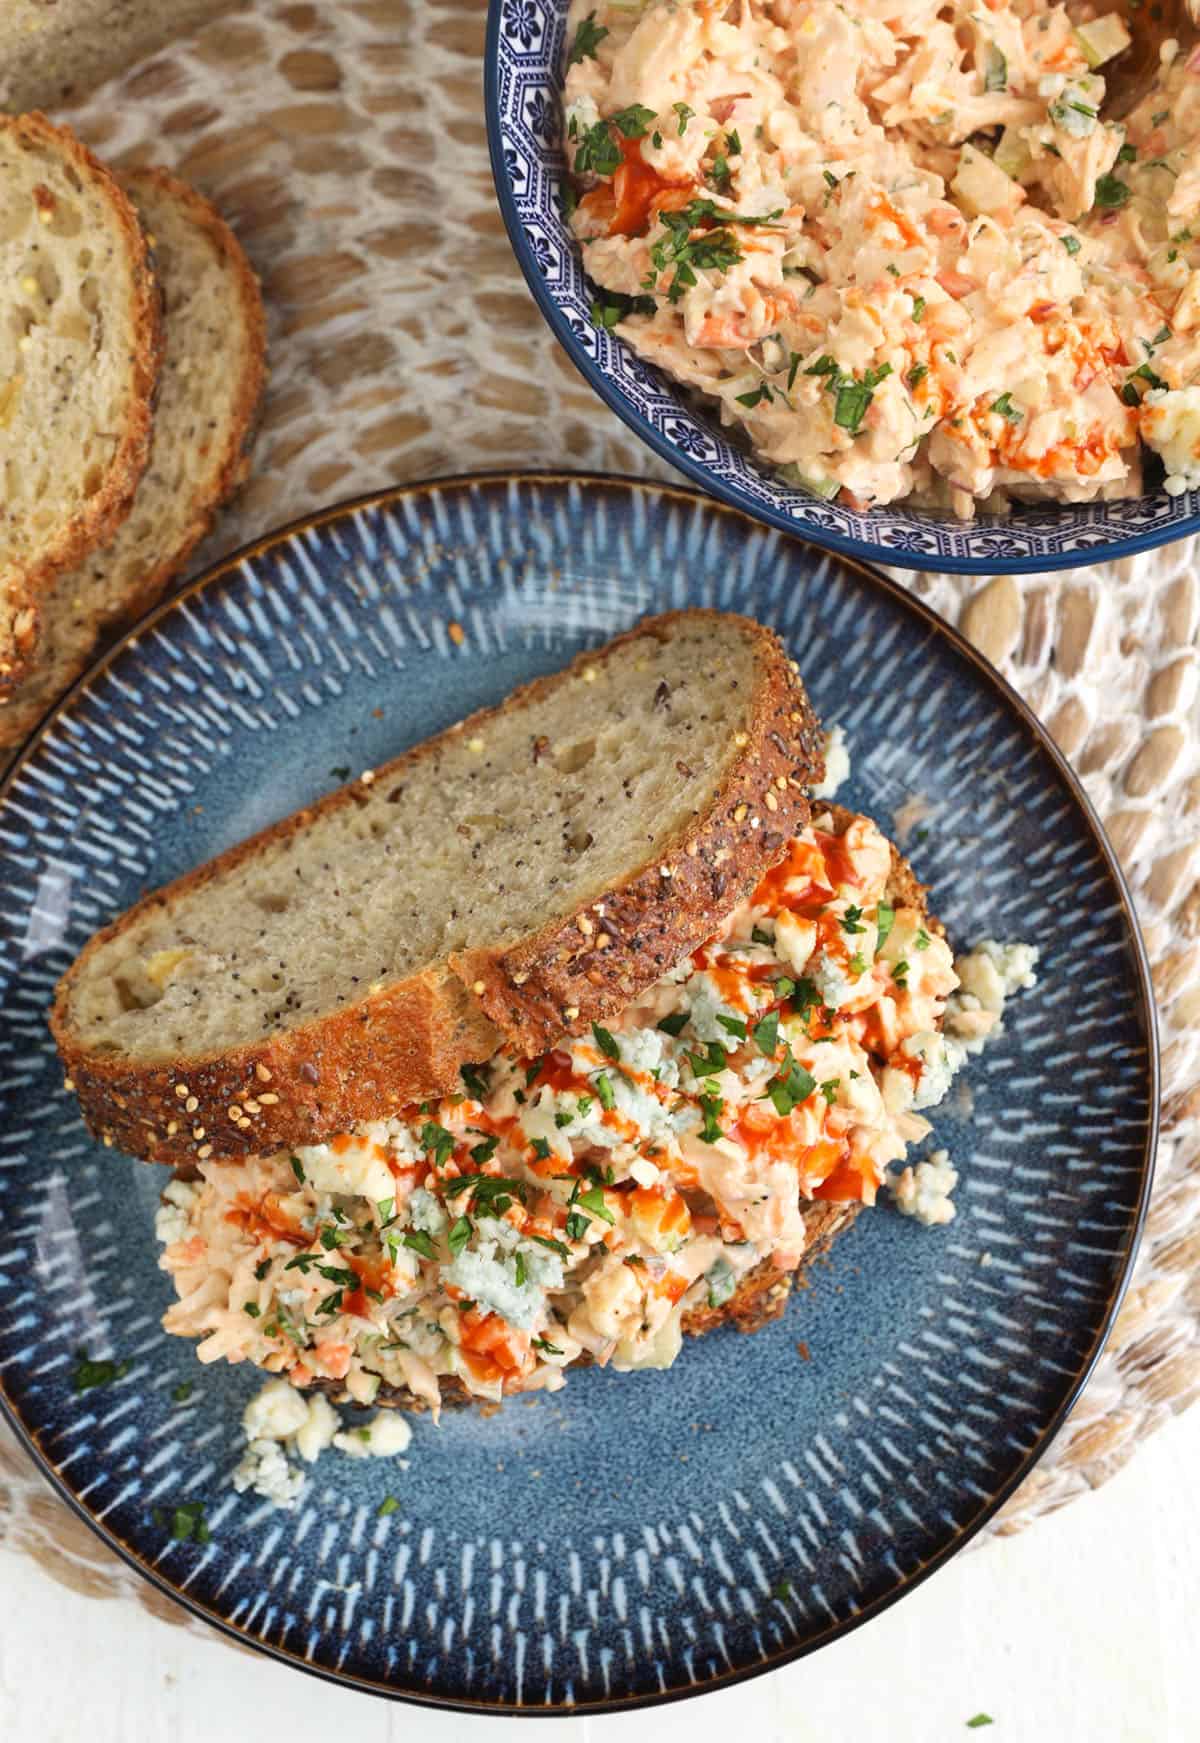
563;0;1200;518
51;612;1035;1487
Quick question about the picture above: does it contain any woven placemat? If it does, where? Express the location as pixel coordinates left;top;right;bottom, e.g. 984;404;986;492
1;0;1197;1621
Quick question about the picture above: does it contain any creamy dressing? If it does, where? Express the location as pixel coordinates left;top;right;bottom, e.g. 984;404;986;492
564;0;1200;515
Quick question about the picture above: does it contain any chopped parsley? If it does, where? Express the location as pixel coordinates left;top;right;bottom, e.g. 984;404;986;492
419;1121;455;1167
820;1078;841;1104
402;1230;439;1261
910;294;926;322
916;928;931;951
447;1216;472;1257
610;103;657;140
530;1138;552;1161
892;959;911;989
907;363;929;388
1092;173;1131;210
805;354;892;434
875;901;895;948
657;1010;690;1037
787;351;803;390
289;1155;305;1186
841;904;866;935
698;1088;724;1142
470;1133;500;1166
965;1720;994;1732
514;1251;527;1287
983;44;1007;90
1117;141;1138;164
566;11;608;67
591;1021;620;1060
154;1500;210;1545
72;1351;129;1392
595;1072;616;1111
531;1234;570;1258
716;1013;747;1039
736;382;774;408
752;1009;780;1057
532;1337;565;1355
687;1040;729;1078
644;199;782;303
572;118;621;178
460;1061;490;1100
1061;234;1081;256
377;1495;400;1517
751;924;773;945
254;1258;272;1280
442;1174;528;1216
764;1049;816;1116
673;101;694;135
823;168;839;189
710;153;732;194
848;951;868;976
990;392;1022;424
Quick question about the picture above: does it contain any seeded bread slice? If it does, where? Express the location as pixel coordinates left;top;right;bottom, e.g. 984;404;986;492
52;611;825;1164
0;113;163;689
0;166;266;755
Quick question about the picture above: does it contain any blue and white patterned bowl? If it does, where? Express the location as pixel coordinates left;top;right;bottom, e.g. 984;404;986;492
0;474;1156;1711
485;0;1200;574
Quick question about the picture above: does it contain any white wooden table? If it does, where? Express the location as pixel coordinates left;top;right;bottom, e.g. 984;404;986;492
1;1408;1194;1742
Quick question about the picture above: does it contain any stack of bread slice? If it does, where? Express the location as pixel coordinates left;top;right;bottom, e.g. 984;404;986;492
0;113;266;754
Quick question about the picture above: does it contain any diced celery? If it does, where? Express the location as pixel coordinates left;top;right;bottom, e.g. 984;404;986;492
1073;14;1131;68
780;464;841;501
951;143;1019;216
993;125;1033;180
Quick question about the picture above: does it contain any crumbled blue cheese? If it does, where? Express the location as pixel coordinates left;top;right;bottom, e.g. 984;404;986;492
408;1187;447;1237
948;937;1040;1051
1143;387;1200;496
811;724;851;799
295;1132;396;1203
443;1221;564;1330
154;1178;200;1246
812;951;858;1010
889;1149;959;1225
231;1378;411;1508
232;1438;307;1508
332;1411;413;1459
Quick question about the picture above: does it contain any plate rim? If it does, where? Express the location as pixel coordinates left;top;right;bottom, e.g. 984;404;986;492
0;469;1160;1714
482;1;1200;576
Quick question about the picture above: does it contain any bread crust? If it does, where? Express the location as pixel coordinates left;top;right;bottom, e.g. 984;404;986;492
451;614;823;1054
0;165;266;753
114;166;267;622
51;612;823;1164
0;114;164;690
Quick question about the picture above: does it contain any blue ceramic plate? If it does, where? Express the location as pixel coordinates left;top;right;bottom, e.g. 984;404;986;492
0;474;1156;1713
485;0;1200;574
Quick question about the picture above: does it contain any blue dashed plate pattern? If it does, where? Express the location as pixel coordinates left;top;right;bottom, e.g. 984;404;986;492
485;0;1200;574
0;474;1156;1712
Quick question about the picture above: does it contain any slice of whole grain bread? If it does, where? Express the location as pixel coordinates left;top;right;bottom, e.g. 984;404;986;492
0;165;266;754
52;611;825;1164
0;113;162;689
